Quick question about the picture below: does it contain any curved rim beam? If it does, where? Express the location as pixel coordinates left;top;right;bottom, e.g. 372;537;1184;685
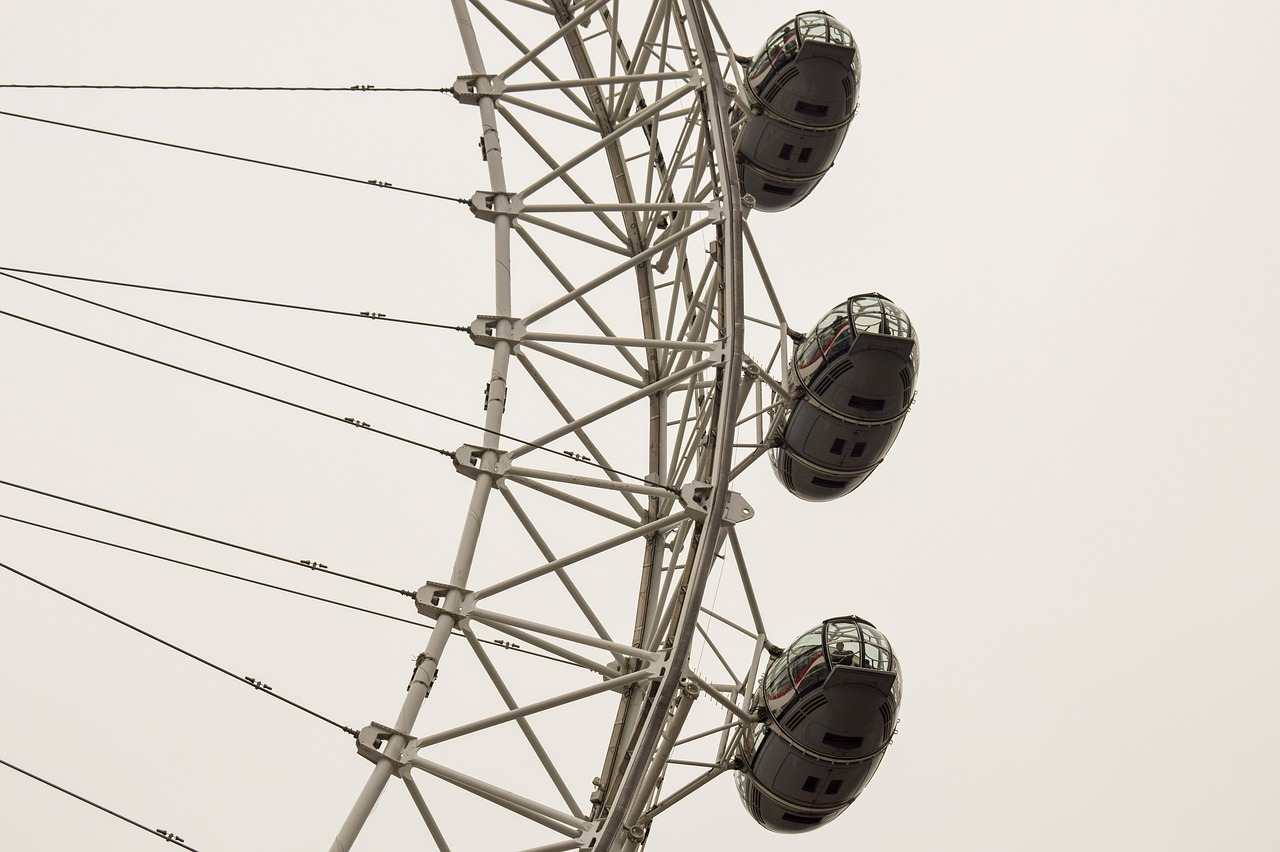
590;1;745;847
332;3;755;849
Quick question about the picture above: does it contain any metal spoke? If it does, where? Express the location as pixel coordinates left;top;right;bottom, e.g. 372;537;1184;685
332;3;781;847
463;627;586;816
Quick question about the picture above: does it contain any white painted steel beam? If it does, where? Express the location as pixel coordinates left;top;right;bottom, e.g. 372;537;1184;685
469;606;664;661
506;358;712;462
407;668;654;750
410;755;589;837
476;510;691;599
463;628;586;817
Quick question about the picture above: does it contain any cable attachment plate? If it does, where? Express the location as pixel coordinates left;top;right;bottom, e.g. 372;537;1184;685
469;190;524;222
452;74;506;104
452;444;511;481
415;581;477;622
469;315;526;350
678;481;754;525
356;722;412;768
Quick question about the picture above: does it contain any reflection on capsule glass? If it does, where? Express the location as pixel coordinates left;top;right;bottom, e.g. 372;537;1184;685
736;616;901;833
736;11;862;212
772;294;919;501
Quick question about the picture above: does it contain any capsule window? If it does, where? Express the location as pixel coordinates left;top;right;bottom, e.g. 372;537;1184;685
795;101;830;117
822;732;865;748
762;183;797;196
848;395;885;411
798;147;813;163
811;476;847;490
783;813;824;825
779;143;794;161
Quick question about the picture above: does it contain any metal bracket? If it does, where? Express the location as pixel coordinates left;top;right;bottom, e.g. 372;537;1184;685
469;190;524;222
452;444;511;481
678;481;754;525
356;723;412;768
452;74;505;105
415;581;478;621
468;315;526;350
576;822;603;850
602;654;667;689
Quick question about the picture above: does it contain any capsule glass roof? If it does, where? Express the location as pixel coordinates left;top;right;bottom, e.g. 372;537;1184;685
796;293;920;377
824;617;896;672
794;12;854;48
748;12;855;83
761;616;904;715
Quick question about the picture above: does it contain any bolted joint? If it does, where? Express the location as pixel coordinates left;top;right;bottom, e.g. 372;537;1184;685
452;444;511;481
588;775;607;806
468;315;526;350
469;190;524;222
414;581;477;621
356;723;412;768
407;652;439;694
452;74;505;104
678;481;754;525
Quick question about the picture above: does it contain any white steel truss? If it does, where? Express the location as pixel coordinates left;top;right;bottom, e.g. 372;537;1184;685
330;2;795;849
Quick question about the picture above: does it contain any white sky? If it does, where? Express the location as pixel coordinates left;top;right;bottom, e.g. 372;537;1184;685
2;2;1278;850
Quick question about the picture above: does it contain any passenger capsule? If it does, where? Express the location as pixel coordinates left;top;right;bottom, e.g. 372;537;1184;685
736;616;901;833
771;293;918;501
736;11;861;212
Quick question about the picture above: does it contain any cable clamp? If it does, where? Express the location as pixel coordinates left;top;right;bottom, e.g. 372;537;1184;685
469;190;524;222
155;829;185;843
469;315;525;350
678;481;754;525
242;676;273;692
355;722;413;768
415;581;477;622
452;74;505;104
407;653;439;693
452;444;510;481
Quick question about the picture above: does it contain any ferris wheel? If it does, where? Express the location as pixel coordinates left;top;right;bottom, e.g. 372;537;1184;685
0;1;910;849
329;2;913;850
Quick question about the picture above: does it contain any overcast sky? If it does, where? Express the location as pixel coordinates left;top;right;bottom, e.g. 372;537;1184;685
2;2;1278;850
